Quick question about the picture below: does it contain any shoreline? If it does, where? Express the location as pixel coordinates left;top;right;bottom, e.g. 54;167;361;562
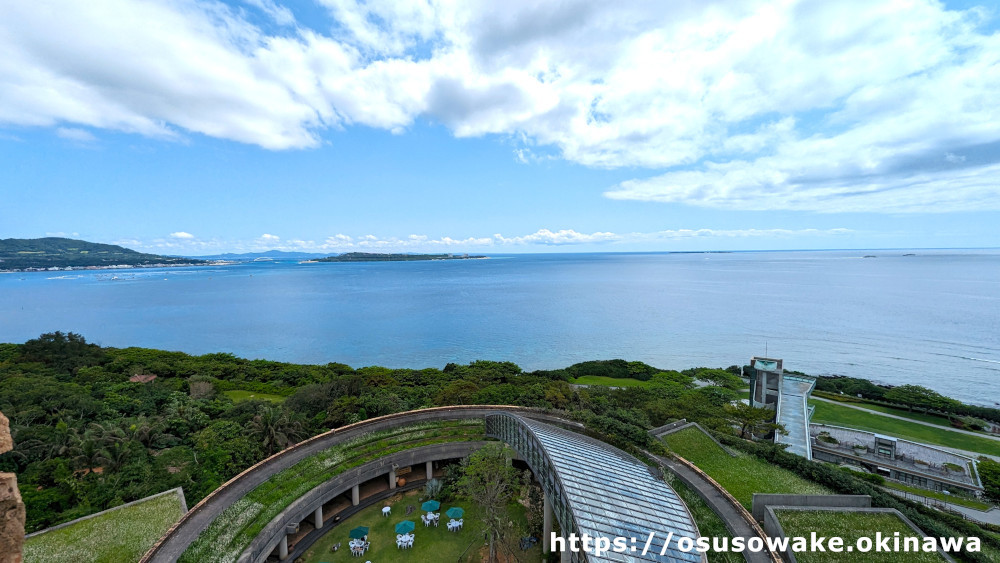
0;261;233;274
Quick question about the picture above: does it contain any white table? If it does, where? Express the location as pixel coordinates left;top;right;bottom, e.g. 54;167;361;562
382;506;391;516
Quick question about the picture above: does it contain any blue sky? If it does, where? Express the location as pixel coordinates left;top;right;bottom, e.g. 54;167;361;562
2;0;999;254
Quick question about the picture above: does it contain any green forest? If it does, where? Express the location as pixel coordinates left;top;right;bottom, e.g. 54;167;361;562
1;333;998;562
0;237;206;271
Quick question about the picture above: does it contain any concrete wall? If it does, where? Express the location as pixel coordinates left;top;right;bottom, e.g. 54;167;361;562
650;419;688;437
751;494;870;522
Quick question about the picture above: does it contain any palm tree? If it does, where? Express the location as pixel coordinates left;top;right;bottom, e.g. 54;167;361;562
46;420;78;459
125;416;174;451
97;441;131;474
71;437;102;471
250;406;305;456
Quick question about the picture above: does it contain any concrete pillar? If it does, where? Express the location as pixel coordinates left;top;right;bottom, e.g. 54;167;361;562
561;545;571;563
278;535;289;560
426;460;433;480
389;467;396;490
314;506;323;529
542;495;552;553
352;484;359;506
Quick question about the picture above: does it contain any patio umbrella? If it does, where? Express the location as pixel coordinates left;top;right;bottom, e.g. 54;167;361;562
446;507;464;519
349;526;369;539
395;520;416;534
421;500;440;512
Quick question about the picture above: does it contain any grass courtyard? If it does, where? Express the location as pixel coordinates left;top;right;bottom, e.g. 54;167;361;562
569;375;654;388
223;389;286;403
774;510;946;562
809;400;1000;457
813;393;1000;437
299;489;540;563
23;489;186;563
663;427;831;508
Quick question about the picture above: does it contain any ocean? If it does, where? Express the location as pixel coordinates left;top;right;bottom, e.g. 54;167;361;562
1;250;997;405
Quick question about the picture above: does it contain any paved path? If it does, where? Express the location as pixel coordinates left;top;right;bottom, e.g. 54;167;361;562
812;397;1000;442
655;455;773;563
948;505;1000;526
881;486;1000;526
812;398;1000;462
776;377;814;458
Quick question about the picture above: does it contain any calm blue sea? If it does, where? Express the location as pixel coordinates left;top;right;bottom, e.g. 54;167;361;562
1;250;997;404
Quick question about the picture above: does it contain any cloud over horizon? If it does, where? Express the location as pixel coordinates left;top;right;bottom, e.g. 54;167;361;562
2;1;999;212
114;226;855;254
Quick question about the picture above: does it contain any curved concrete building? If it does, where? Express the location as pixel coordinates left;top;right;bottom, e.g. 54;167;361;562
142;406;702;563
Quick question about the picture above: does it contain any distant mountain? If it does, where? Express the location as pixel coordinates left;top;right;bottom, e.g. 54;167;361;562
0;237;207;271
191;250;329;260
314;252;486;262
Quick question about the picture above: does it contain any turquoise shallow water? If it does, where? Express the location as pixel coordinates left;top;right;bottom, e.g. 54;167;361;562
1;250;997;404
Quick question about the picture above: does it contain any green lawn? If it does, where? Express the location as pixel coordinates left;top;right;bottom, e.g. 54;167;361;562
569;375;653;388
881;481;994;511
775;510;945;562
812;393;986;430
299;490;540;563
23;489;186;563
662;427;830;509
809;400;1000;457
224;389;286;403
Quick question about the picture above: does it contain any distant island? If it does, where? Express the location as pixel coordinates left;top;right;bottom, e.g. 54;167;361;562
191;250;328;261
0;237;208;272
311;252;486;262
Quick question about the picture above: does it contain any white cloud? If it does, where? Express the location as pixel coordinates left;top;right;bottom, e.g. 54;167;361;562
56;127;96;142
493;229;618;245
170;231;195;239
243;0;295;26
115;226;853;254
2;1;998;211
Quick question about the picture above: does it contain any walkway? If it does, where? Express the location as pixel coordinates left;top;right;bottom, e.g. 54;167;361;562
812;397;1000;442
775;376;815;459
881;486;1000;526
654;455;774;563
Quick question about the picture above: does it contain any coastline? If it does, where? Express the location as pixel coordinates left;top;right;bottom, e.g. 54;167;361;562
0;261;233;274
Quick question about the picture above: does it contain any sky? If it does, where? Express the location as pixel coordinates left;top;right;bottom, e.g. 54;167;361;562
1;0;999;254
